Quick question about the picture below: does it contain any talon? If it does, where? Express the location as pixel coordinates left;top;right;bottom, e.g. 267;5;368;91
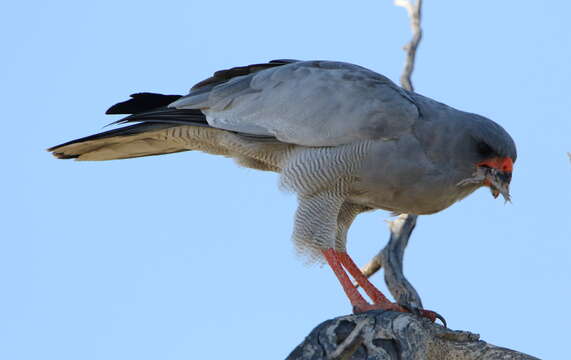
419;309;447;328
435;312;447;328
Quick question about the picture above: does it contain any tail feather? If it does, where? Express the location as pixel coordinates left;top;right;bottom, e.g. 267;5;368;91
48;92;210;161
105;93;182;114
48;123;188;160
49;70;282;161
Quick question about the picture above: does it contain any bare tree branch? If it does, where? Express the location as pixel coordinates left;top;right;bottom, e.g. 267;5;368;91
395;0;423;92
356;1;424;313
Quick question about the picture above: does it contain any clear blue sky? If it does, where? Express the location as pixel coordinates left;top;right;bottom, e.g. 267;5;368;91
2;1;570;359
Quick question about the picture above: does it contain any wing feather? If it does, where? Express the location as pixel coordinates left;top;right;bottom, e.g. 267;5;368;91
170;61;419;146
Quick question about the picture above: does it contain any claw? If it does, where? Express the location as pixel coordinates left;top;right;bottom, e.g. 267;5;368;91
419;309;447;328
434;312;447;328
401;305;447;328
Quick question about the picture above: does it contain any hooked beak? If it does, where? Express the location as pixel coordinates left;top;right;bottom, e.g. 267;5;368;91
490;186;500;198
483;169;512;201
457;157;514;203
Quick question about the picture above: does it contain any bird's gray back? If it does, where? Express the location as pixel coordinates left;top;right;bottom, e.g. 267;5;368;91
170;61;420;147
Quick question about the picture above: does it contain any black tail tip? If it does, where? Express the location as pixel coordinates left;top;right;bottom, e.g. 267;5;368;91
105;93;182;115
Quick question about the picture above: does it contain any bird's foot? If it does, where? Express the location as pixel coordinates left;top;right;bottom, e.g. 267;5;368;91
321;249;447;327
353;302;446;327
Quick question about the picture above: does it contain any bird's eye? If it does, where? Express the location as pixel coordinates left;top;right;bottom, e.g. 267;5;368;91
476;141;495;159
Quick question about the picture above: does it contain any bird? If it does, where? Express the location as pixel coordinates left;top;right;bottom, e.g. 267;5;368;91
48;59;516;324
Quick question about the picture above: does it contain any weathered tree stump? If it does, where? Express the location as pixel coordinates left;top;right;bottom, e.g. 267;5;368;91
287;311;538;360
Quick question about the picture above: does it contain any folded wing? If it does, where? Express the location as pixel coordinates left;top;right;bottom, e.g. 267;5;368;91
171;60;420;146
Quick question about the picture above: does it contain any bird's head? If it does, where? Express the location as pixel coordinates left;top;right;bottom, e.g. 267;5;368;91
456;115;517;202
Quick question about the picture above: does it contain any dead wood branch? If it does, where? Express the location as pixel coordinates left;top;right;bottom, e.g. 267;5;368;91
287;311;538;360
357;1;423;312
395;0;422;92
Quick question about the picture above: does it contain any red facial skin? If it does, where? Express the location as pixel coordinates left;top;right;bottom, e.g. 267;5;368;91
477;157;514;196
478;157;513;173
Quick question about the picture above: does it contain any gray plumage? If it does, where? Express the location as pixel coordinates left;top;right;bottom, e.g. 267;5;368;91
49;60;517;261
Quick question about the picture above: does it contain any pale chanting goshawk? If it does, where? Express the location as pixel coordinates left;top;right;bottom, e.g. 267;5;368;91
49;60;516;323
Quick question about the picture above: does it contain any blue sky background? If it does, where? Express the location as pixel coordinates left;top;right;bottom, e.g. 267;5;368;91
2;1;570;359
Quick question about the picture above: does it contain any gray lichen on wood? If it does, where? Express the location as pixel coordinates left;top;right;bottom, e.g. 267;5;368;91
287;311;539;360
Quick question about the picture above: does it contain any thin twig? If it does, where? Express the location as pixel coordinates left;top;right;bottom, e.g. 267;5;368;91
395;0;422;92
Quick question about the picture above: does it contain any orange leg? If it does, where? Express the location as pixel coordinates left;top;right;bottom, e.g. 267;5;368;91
322;248;369;310
322;248;444;325
337;252;394;306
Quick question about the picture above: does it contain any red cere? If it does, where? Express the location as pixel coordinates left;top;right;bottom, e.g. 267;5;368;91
478;157;513;172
